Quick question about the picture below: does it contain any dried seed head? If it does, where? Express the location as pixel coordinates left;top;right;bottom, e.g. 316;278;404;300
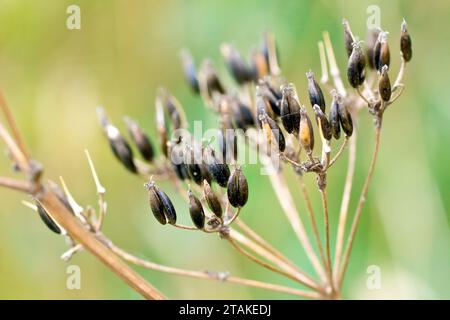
188;190;205;229
36;202;62;234
347;41;366;88
343;19;354;57
250;48;269;80
124;117;155;162
221;43;253;84
313;104;332;141
145;181;177;225
337;101;353;137
203;180;223;218
180;49;200;93
400;19;412;62
329;91;342;140
299;107;315;153
280;83;301;134
306;71;326;112
227;167;249;208
97;108;137;173
366;28;381;69
374;32;390;72
379;65;392;102
205;148;231;188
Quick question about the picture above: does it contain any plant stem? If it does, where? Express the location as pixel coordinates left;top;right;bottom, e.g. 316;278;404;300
107;241;320;299
0;176;32;192
327;137;349;169
338;123;382;288
319;188;333;291
332;132;357;280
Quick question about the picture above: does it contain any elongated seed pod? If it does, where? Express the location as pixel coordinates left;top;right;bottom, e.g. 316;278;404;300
258;80;281;117
170;143;190;180
232;99;255;131
343;19;354;57
187;160;203;185
299;108;314;153
155;94;169;157
366;28;380;69
347;41;366;88
48;181;74;214
221;43;253;84
379;65;392;102
400;19;412;62
227;167;249;208
203;180;223;218
266;115;286;152
157;188;177;225
146;182;167;225
338;102;353;137
124;117;154;162
374;32;390;72
36;202;61;234
206;149;231;188
180;49;200;93
306;71;326;112
188;190;205;229
313;105;332;141
329;92;342;140
280;84;301;134
200;60;226;96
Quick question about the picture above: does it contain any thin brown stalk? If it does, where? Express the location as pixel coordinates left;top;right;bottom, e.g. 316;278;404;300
0;176;32;193
333;132;357;279
322;31;347;97
338;124;382;288
328;137;349;169
108;241;321;299
0;122;31;173
319;189;333;289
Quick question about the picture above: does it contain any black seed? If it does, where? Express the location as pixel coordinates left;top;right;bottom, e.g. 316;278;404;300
306;71;326;112
201;60;226;97
299;108;314;153
400;19;412;62
124;117;154;162
146;183;167;225
36;202;61;234
338;102;353;137
265;115;286;152
180;49;200;93
227;168;249;208
366;28;380;69
329;92;342;140
221;43;253;84
343;19;354;58
107;127;137;173
188;190;205;229
155;95;169;158
347;41;366;88
203;180;223;218
313;105;332;141
280;84;301;134
206;149;231;188
164;93;185;130
218;119;237;164
374;32;390;72
379;65;391;102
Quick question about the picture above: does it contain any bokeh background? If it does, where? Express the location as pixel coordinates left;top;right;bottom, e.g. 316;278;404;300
0;0;449;299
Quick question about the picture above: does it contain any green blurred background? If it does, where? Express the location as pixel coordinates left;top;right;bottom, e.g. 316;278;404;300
0;0;449;299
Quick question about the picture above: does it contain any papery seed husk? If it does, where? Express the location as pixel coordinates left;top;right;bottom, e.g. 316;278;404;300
374;32;390;71
180;49;200;93
125;117;155;162
299;108;314;152
379;65;392;102
366;28;380;69
347;42;366;88
329;95;341;140
266;115;286;152
400;19;412;62
227;168;249;208
146;184;167;225
37;202;61;234
338;102;353;137
280;84;301;134
203;180;223;218
313;105;332;141
379;41;390;70
188;190;205;229
306;71;326;112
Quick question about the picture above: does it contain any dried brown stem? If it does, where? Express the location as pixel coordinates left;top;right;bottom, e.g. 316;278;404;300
327;137;349;169
338;123;382;288
319;189;333;291
0;176;32;192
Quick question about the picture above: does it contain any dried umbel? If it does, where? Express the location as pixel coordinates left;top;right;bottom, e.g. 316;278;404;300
188;190;205;229
145;181;177;225
400;19;412;62
299;107;314;153
374;31;390;72
203;180;222;218
36;202;62;234
379;65;392;102
180;49;200;93
280;83;301;134
306;71;326;112
347;41;366;88
124;117;155;162
221;43;253;84
227;167;249;208
313;104;332;141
